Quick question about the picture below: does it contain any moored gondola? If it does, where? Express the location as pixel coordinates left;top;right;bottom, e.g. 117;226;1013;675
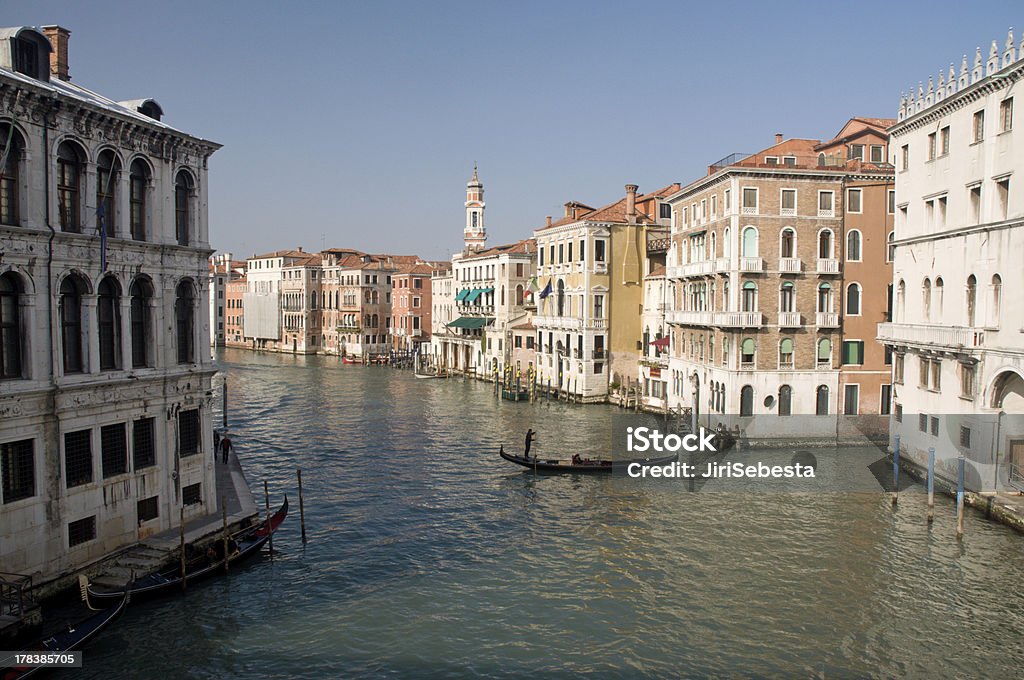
499;446;679;473
0;592;128;680
85;496;288;606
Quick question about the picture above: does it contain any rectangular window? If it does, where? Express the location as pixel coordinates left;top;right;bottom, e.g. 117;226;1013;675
178;409;200;457
997;178;1010;220
100;423;127;478
526;336;535;349
1;439;34;504
137;495;159;523
973;110;985;142
68;516;96;547
724;189;731;210
849;144;864;160
594;240;606;263
1001;98;1013;132
841;340;864;365
927;132;936;161
741;188;758;214
901;145;909;170
880;384;892;416
919;414;928;432
888;190;895;214
764;156;778;165
182;482;202;506
895;403;903;422
931;359;942;392
969;185;982;223
64;429;92;488
817;191;834;216
659;203;671;219
930;416;940;436
843;385;859;415
870;145;884;163
781;189;796;215
919;357;930;388
710;195;717;217
960;363;976;398
960;425;972;449
847;188;862;213
941;126;950;155
133;417;156;469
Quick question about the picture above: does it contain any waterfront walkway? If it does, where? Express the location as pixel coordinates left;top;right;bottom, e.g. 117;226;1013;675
87;451;259;591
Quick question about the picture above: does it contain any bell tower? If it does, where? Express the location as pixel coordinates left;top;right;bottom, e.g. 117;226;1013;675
464;164;486;253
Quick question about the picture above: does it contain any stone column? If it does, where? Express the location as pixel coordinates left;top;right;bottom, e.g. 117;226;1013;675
82;292;99;374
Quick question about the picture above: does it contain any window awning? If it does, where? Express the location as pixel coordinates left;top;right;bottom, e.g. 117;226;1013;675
455;289;470;302
651;336;670;348
463;289;483;304
446;317;493;329
478;287;494;294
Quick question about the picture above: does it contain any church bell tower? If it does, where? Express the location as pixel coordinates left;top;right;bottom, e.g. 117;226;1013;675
464;164;486;253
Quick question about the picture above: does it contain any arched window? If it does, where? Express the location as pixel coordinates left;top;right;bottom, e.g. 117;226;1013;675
991;274;1002;327
130;278;153;368
723;227;731;257
935;277;944;317
741;337;755;367
779;338;794;369
0;272;24;378
175;170;194;246
816;385;830;415
310;292;317;309
57;141;84;233
780;281;795;312
922;278;931;321
1;124;24;226
817;338;832;368
897;279;906;321
741;281;757;312
966;274;977;326
175;280;195;364
887;232;895;262
779;385;792;416
515;285;524;306
817;282;832;313
780;228;796;258
741;226;758;257
722;336;729;365
60;274;87;373
500;286;505;306
818;229;833;259
97;277;122;370
709;232;717;258
96;150;120;235
846;283;861;315
740;385;754;416
846;230;861;261
556;279;565;316
129;159;150;241
817;152;826;167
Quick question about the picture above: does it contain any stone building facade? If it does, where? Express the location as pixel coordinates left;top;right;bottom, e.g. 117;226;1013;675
880;31;1024;490
0;26;220;582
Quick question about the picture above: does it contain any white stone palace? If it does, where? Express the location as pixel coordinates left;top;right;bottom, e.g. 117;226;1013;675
0;26;221;583
881;29;1024;491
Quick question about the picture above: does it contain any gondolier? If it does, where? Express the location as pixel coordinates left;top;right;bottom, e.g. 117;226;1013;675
524;429;536;458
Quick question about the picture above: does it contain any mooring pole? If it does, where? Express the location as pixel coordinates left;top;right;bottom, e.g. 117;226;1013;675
892;434;901;507
264;480;273;557
222;378;228;429
927;447;935;523
222;496;230;573
179;506;187;592
956;454;966;540
298;468;307;544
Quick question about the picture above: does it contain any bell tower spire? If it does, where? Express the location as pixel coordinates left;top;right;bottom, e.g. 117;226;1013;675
464;163;486;253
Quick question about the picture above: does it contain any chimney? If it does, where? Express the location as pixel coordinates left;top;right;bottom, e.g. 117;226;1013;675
625;184;638;224
41;26;71;81
564;203;573;218
297;246;303;252
775;133;783;144
546;216;552;227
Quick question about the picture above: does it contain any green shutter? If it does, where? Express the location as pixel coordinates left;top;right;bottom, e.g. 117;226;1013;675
818;338;831;360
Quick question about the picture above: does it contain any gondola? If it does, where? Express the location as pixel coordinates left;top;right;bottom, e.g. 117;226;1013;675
499;447;679;473
85;497;288;606
341;356;359;364
1;592;128;680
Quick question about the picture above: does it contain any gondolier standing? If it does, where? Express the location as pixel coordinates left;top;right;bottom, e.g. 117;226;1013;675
524;429;536;459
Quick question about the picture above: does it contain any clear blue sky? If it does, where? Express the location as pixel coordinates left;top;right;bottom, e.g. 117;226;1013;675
8;1;1022;260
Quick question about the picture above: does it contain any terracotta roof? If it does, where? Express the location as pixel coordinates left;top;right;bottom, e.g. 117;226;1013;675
537;186;678;232
647;264;666;277
460;238;536;260
283;254;322;268
511;321;536;331
250;249;308;260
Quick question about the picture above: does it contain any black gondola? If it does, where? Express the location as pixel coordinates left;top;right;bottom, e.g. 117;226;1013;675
85;496;288;606
1;592;128;680
499;447;679;473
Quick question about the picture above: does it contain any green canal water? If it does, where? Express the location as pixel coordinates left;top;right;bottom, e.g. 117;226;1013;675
71;349;1024;678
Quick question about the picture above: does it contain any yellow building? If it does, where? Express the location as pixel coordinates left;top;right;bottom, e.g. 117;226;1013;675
532;184;677;401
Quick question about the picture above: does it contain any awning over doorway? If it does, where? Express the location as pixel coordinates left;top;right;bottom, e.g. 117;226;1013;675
446;317;493;329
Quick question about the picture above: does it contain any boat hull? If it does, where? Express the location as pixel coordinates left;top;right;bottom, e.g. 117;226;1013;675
499;449;679;473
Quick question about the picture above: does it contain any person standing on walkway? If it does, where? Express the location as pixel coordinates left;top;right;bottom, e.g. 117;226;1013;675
220;434;233;463
524;429;536;459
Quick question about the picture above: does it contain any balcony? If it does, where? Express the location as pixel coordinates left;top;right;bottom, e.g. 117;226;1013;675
778;312;802;327
592;349;607;360
817;208;835;218
816;258;840;274
778;257;802;273
816;312;840;328
877;323;986;352
666;310;714;326
593;262;608;274
533;315;582;331
589;318;607;330
677;260;716;277
715;257;730;272
715;311;764;328
739;257;764;272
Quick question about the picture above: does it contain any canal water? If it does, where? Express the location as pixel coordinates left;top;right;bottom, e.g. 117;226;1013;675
73;349;1024;678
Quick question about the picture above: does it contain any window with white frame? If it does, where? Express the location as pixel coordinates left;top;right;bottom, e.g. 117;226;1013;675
817;191;834;217
780;189;796;216
1001;98;1013;132
870;145;884;163
741;188;758;214
847;188;862;213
